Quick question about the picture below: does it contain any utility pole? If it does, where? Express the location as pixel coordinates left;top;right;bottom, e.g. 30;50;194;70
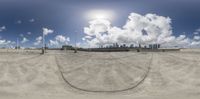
74;31;77;53
42;32;45;54
89;44;91;52
191;32;194;49
17;38;19;52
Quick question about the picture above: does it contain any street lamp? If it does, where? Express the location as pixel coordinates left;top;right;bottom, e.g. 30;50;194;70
42;31;45;54
74;31;77;53
17;38;19;52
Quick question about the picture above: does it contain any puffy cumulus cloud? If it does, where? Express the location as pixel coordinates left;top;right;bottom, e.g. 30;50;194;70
83;12;199;48
0;39;14;45
0;38;15;48
34;36;42;45
55;35;70;43
194;36;200;40
83;19;113;47
162;35;191;48
43;28;54;35
21;37;29;43
0;26;6;32
84;19;111;36
191;41;200;47
49;35;70;47
191;35;200;47
33;28;54;46
49;40;59;46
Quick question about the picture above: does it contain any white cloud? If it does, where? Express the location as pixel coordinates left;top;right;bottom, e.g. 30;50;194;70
43;28;54;35
17;20;22;24
194;36;200;40
193;28;200;35
82;35;92;41
82;38;86;41
27;32;32;35
0;39;13;45
21;37;29;43
191;36;200;48
75;42;89;48
49;40;59;46
83;12;199;48
55;35;70;43
19;33;24;37
0;38;15;48
194;32;199;35
33;28;53;46
196;28;200;32
34;36;42;45
0;26;6;32
49;35;70;47
36;36;42;41
84;19;111;36
29;19;35;22
191;41;200;46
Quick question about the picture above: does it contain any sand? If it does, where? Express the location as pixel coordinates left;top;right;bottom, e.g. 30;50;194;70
0;49;200;99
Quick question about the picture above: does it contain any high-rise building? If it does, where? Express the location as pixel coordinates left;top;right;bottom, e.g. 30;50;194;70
149;44;161;49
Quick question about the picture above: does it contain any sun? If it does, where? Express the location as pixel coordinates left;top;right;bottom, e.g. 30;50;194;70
86;10;115;20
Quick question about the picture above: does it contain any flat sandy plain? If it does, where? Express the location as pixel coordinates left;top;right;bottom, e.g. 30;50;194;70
0;49;200;99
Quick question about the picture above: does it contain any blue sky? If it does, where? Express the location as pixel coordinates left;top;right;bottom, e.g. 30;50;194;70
0;0;200;48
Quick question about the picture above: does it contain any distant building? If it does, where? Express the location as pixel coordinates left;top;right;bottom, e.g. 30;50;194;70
61;45;73;50
15;46;20;49
139;44;141;48
115;43;119;48
130;44;134;48
149;44;160;49
123;44;127;48
112;43;119;48
99;45;103;48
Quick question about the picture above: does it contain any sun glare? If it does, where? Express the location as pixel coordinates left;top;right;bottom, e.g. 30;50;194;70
86;10;115;20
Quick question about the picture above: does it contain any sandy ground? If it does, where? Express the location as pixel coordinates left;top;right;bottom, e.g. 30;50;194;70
0;49;200;99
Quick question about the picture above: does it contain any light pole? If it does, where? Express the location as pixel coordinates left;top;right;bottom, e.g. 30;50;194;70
74;31;77;53
17;38;19;52
42;32;45;54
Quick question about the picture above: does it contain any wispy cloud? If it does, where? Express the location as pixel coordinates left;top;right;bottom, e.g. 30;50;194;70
194;28;200;35
27;32;32;35
29;18;35;22
0;26;6;32
17;20;22;24
19;33;24;37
